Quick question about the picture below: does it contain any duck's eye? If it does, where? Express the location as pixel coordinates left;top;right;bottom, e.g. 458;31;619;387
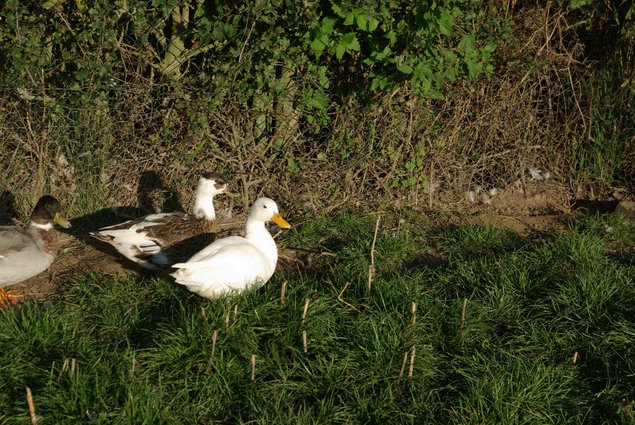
263;205;267;209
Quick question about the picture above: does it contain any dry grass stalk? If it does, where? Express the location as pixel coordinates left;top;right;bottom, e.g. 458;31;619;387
232;304;238;324
57;358;69;383
368;214;381;291
408;346;416;379
302;330;308;353
411;302;417;328
70;358;76;376
280;281;287;305
460;298;468;327
130;356;137;378
225;310;230;333
302;298;310;321
428;162;434;210
399;350;408;379
26;386;37;425
200;306;207;321
251;354;256;381
206;329;219;372
573;351;579;364
337;281;360;312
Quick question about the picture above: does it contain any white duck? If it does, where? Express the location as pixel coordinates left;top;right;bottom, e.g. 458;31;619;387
171;197;291;298
90;172;239;270
0;195;71;291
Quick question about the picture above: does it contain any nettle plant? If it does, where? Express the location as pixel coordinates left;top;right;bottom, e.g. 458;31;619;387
305;1;496;101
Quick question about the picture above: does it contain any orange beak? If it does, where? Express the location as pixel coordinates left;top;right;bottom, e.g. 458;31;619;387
271;212;291;229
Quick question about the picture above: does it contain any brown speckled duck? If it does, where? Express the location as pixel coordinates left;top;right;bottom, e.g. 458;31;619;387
0;195;71;290
90;172;242;270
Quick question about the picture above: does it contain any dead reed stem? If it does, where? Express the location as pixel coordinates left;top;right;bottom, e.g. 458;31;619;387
408;346;416;379
280;281;287;305
368;214;381;291
26;386;37;425
411;302;417;328
206;329;219;372
251;354;256;381
302;330;308;353
302;298;310;321
399;351;408;379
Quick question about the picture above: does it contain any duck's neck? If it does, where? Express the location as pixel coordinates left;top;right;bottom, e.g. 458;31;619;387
29;221;58;254
245;220;278;267
193;184;216;220
31;221;53;230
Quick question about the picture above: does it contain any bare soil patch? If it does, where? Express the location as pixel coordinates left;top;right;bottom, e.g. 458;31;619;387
4;181;629;304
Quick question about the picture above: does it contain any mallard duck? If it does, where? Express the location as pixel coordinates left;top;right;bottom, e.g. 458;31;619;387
90;172;240;270
171;197;291;299
0;195;71;290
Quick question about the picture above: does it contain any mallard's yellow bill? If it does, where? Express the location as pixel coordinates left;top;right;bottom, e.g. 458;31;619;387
271;212;291;229
54;213;72;228
223;188;239;196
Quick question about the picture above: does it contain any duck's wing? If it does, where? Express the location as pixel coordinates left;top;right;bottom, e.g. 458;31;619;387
91;213;243;269
171;241;269;296
172;235;250;267
0;227;33;257
0;227;51;286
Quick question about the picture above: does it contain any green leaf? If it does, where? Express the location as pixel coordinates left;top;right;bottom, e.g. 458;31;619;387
438;9;453;36
340;33;360;50
310;38;327;58
331;3;346;17
458;34;475;54
397;64;413;74
356;14;368;31
335;44;346;60
321;17;336;35
368;18;379;32
344;12;355;26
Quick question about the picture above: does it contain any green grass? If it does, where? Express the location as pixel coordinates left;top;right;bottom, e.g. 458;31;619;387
1;213;634;424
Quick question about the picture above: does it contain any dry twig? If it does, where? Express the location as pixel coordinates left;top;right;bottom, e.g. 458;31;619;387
337;282;360;312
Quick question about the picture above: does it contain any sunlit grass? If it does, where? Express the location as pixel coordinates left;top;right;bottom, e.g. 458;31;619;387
1;212;633;424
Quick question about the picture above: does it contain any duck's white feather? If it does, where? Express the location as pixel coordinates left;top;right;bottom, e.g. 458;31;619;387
171;197;290;298
91;174;232;270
